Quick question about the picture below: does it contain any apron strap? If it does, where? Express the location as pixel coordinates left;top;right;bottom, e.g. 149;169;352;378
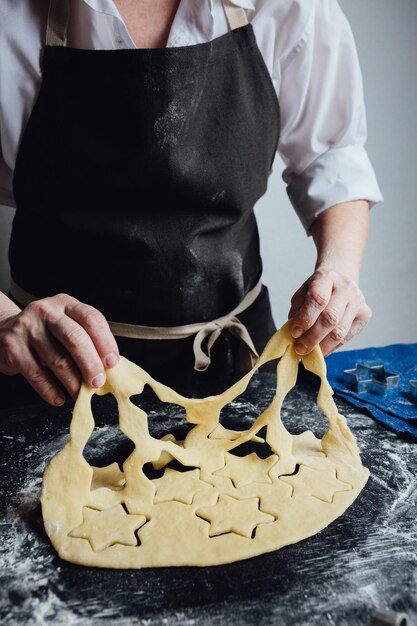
222;0;249;30
46;0;70;47
9;279;262;372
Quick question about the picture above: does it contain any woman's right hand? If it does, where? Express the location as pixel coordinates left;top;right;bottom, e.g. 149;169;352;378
0;293;120;406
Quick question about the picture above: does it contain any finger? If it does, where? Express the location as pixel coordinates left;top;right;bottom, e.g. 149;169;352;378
0;331;20;375
46;312;107;389
344;316;370;343
30;330;81;400
319;304;358;356
288;281;308;320
326;306;372;354
62;298;119;369
294;289;349;355
291;272;334;339
16;345;66;407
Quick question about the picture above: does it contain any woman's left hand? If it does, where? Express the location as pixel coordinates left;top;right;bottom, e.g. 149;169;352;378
288;267;372;357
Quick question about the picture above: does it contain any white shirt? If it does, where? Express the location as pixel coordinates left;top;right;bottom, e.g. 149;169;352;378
0;0;383;233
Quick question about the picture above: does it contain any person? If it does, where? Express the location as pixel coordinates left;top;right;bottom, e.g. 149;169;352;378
0;0;383;406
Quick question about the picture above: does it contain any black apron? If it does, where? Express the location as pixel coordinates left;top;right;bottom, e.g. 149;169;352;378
8;0;280;393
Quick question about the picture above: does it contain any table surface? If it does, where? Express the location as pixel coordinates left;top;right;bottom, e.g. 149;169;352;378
1;373;416;626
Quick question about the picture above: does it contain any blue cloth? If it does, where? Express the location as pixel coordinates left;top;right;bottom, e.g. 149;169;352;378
325;343;417;439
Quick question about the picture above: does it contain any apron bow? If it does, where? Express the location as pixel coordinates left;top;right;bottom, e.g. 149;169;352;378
193;314;259;372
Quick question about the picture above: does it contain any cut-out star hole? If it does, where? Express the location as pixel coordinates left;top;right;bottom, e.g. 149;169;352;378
69;504;147;552
196;494;274;539
279;465;352;503
343;363;400;395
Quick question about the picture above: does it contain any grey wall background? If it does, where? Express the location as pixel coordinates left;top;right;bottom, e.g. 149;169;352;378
257;0;417;348
0;0;416;348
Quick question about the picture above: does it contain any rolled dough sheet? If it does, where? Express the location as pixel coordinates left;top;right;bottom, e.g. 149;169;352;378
41;321;369;568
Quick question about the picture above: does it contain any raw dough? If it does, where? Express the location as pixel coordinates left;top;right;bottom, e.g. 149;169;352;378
41;321;369;568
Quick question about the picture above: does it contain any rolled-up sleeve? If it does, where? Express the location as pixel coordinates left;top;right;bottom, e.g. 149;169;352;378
277;0;383;234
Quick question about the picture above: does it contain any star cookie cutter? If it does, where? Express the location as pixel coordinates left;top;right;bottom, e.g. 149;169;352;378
409;380;417;403
343;363;400;395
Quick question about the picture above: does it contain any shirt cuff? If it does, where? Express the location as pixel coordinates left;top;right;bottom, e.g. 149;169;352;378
285;145;384;235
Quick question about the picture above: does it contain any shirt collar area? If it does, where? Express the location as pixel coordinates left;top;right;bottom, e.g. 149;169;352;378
226;0;255;10
80;0;255;48
82;0;121;20
81;0;190;48
170;1;214;47
82;0;256;18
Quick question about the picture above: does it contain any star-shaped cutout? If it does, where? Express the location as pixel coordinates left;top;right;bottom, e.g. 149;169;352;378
153;468;212;505
279;465;352;503
214;452;278;488
196;494;274;538
344;363;400;395
69;505;146;552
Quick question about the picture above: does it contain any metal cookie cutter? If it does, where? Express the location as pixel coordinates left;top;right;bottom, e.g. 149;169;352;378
409;380;417;403
343;363;400;395
371;608;409;626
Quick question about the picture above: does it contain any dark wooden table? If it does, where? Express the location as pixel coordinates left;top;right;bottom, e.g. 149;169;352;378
1;373;416;625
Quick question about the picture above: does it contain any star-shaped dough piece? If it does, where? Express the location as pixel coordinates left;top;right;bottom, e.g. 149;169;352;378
153;468;210;505
279;465;352;503
196;494;274;539
69;505;146;552
214;452;278;488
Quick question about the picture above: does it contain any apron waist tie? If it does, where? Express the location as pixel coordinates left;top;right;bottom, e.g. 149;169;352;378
9;279;262;372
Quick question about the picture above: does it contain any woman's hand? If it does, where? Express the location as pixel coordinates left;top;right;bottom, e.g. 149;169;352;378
288;267;372;356
0;293;119;406
289;199;372;356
